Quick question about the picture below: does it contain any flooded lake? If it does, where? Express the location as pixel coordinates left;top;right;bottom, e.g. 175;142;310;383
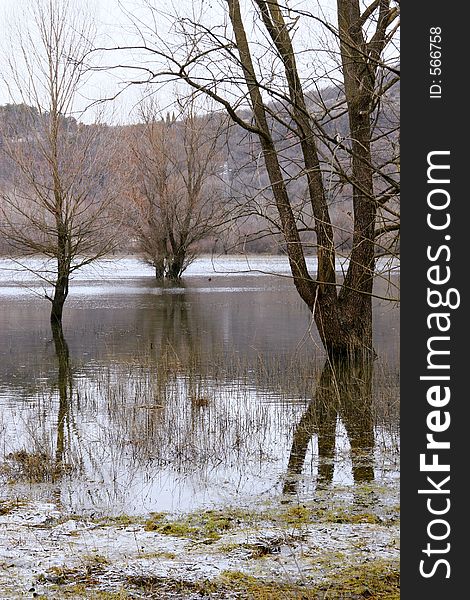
0;256;399;517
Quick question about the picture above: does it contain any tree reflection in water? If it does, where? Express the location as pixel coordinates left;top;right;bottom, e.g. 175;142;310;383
51;321;72;478
284;356;375;494
0;266;399;514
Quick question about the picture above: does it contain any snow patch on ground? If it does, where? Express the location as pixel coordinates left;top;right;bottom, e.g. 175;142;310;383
0;499;399;599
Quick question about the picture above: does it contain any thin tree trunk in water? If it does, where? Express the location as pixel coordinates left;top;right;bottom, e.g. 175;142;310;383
50;227;70;326
50;272;69;326
227;0;380;359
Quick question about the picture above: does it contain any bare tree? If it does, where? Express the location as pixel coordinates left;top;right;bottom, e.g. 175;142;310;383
125;97;232;280
97;0;399;358
0;0;119;326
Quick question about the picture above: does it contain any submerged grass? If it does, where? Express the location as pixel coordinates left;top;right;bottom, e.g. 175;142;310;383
144;508;243;541
0;497;28;515
92;484;398;542
1;344;399;517
1;449;59;483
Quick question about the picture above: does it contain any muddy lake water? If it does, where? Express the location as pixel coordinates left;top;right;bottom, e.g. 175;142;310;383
0;255;399;516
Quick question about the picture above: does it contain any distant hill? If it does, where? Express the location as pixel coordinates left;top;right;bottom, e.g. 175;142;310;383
0;80;399;255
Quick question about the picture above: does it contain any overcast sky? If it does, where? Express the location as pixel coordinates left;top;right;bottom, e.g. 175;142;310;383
0;0;147;122
0;0;344;124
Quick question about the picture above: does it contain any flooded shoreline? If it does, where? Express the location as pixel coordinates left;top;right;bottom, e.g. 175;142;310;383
0;256;399;597
0;479;399;599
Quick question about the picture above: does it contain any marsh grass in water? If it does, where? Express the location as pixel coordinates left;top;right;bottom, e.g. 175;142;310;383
0;347;399;515
0;448;75;483
0;265;399;598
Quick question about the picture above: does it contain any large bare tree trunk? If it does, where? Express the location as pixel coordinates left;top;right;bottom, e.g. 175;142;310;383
100;0;399;357
228;0;391;357
336;0;378;352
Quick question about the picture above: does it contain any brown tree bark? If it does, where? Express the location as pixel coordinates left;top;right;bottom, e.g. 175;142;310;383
227;0;398;357
98;0;399;357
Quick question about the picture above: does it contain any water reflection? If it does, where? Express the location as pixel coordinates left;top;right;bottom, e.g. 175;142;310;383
284;356;374;495
0;263;399;514
51;322;72;476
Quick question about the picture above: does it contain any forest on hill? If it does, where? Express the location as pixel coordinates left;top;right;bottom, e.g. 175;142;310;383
0;79;399;260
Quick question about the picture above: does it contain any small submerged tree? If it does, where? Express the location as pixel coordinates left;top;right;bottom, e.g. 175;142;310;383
125;97;231;280
0;0;118;326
